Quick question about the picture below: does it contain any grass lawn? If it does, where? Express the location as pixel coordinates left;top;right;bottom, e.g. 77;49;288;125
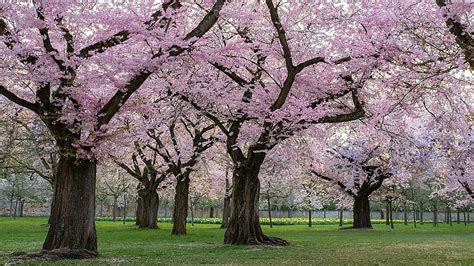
0;217;473;265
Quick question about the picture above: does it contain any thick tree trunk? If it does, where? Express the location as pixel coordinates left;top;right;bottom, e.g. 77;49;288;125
385;201;390;225
221;194;231;228
209;207;214;218
136;188;159;229
171;176;190;235
224;165;287;246
42;156;97;253
352;194;372;229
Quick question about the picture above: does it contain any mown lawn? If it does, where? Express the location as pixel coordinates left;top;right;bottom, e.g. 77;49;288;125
0;217;473;265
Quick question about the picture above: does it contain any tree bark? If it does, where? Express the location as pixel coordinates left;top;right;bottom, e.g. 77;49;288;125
221;194;231;228
171;175;190;235
352;194;372;228
42;156;97;253
136;188;159;229
385;201;390;225
224;164;287;245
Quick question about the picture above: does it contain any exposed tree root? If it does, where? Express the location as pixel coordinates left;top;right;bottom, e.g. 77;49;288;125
340;226;373;230
226;234;289;246
8;248;97;263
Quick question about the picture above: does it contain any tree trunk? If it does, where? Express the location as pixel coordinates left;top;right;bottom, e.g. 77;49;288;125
457;208;460;224
171;176;190;235
404;210;408;225
209;207;214;218
13;198;18;219
136;188;159;229
224;164;287;245
112;196;118;222
267;195;273;228
339;209;343;227
385;201;390;225
463;210;467;226
449;209;453;226
135;199;141;225
413;210;417;228
389;200;394;229
380;209;384;220
19;198;25;217
352;194;372;228
308;209;312;227
190;197;194;227
123;195;127;225
221;194;231;228
42;156;97;253
221;174;231;228
9;195;14;217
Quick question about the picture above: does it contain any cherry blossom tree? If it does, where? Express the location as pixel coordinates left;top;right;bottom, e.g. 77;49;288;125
0;1;224;255
308;124;413;229
171;0;468;245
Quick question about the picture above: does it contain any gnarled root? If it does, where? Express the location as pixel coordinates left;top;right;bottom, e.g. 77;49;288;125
9;248;97;263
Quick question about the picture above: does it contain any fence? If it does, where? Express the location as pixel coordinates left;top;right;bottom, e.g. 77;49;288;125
1;199;472;223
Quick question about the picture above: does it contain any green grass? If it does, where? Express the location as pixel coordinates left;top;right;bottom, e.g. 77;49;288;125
0;217;473;265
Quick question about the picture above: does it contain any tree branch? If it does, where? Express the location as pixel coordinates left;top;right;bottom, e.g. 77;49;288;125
0;85;37;112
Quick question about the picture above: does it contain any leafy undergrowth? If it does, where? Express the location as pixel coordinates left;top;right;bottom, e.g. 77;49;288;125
0;217;473;265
